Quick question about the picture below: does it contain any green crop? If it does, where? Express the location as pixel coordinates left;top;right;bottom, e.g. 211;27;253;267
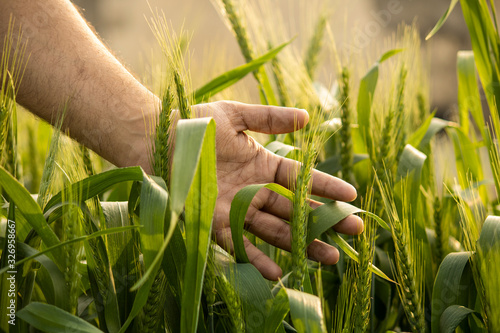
1;1;500;332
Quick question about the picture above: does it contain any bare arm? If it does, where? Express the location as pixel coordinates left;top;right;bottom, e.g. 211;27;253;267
0;0;156;170
0;0;362;280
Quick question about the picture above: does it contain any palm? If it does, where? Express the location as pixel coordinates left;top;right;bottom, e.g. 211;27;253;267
192;101;363;280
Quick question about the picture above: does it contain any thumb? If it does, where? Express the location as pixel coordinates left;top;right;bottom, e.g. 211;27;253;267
231;102;309;134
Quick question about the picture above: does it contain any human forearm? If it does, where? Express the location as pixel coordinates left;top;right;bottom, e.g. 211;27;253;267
0;0;157;170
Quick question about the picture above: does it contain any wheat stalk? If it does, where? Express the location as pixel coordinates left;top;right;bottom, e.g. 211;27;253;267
304;14;328;80
215;0;271;103
290;143;315;290
216;272;245;332
153;86;174;182
377;177;426;332
334;266;355;333
339;67;353;183
270;49;292;107
80;144;94;177
353;192;375;333
135;269;168;332
61;186;82;315
417;92;427;125
173;68;191;119
394;66;408;162
433;196;444;264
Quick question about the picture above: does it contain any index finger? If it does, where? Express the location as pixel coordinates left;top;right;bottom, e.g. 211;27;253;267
274;156;357;202
229;101;309;134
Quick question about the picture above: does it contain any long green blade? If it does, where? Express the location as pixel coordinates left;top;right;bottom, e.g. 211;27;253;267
440;305;476;333
326;229;394;283
193;41;290;103
44;166;144;213
0;226;139;276
181;118;217;333
17;302;103;333
425;0;459;40
229;183;293;263
0;166;60;255
431;252;472;333
357;49;402;150
286;288;327;333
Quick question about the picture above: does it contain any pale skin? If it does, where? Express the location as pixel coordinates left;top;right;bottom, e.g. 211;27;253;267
0;0;363;280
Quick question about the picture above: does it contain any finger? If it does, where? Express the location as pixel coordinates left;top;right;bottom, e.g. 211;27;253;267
333;215;364;235
274;156;357;202
230;101;309;134
246;210;340;264
307;200;365;235
258;188;319;220
258;189;363;235
214;227;282;280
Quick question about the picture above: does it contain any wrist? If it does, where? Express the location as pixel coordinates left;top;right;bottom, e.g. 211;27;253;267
114;91;160;173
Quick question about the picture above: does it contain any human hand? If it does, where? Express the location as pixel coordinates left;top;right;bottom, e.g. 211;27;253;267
188;101;363;280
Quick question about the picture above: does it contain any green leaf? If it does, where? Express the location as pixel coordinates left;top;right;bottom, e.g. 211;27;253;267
182;117;217;333
101;202;137;327
457;51;485;138
17;302;103;333
419;118;452;150
229;183;294;263
229;184;390;283
307;201;389;244
477;215;500;255
265;140;298;158
407;112;436;148
396;144;427;181
440;305;475;333
426;0;459;40
459;0;500;119
286;288;326;333
264;288;290;333
0;226;140;276
357;49;402;150
215;252;275;333
447;126;485;192
326;229;394;283
44;166;145;214
0;239;68;308
0;166;60;255
138;175;168;273
123;119;216;332
170;118;216;215
133;118;216;293
161;226;187;333
193;41;290;103
431;251;472;333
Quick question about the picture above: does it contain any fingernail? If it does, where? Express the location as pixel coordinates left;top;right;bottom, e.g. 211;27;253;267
355;215;364;234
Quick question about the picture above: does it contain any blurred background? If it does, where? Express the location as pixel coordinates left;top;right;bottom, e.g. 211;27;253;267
71;0;478;119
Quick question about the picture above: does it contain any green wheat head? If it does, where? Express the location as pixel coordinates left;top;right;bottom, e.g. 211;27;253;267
304;13;328;80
